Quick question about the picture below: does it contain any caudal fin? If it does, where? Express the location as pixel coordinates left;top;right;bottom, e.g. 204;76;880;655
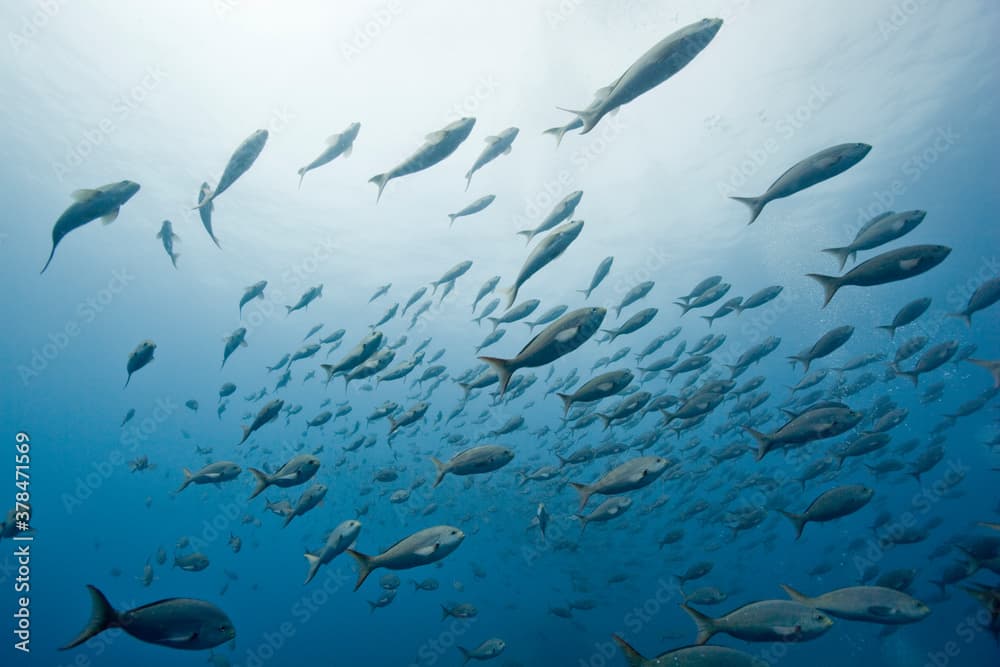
778;510;808;540
368;173;390;203
500;286;517;310
174;468;193;494
679;603;717;645
805;273;841;308
543;124;573;147
346;549;376;591
458;646;472;665
946;311;972;327
40;244;58;274
303;552;321;585
743;425;774;461
515;229;535;245
59;585;118;650
967;358;1000;388
569;482;592;512
478;356;514;396
876;324;897;339
431;456;448;488
611;635;646;667
555;105;601;134
247;467;270;499
729;195;767;225
821;246;855;271
555;392;573;417
297;167;307;190
448;214;458;228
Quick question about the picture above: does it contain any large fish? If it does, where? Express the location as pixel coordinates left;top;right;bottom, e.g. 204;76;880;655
248;454;321;499
304;520;362;584
612;635;767;667
569;456;670;510
780;584;931;624
479;307;606;395
239;398;283;445
807;245;951;307
731;143;871;224
822;210;926;269
431;445;515;487
558;18;723;135
60;585;235;651
41;180;141;273
194;129;268;209
369;118;476;202
346;525;465;590
502;220;583;308
516;190;583;244
297;122;360;189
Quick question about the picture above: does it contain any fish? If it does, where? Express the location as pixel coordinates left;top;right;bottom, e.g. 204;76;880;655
369;283;391;303
239;399;283;445
787;325;854;374
60;585;235;651
346;525;465;590
516;190;583;244
780;584;931;624
297;122;360;188
487;299;540;332
286;284;323;315
283;483;328;528
221;327;247;369
778;485;874;539
967;358;1000;388
681;600;833;645
877;297;931;338
196;182;220;247
614;281;655;318
239;280;267;316
600;307;658;343
41;180;141;274
465;127;519;190
822;210;926;269
125;340;156;388
369;117;476;202
575;497;632;533
736;285;783;313
524;305;569;333
322;330;384;382
432;260;473;294
480;307;606;395
569;456;670;510
194;129;268;209
174;461;242;494
579;256;614;299
612;635;767;667
556;369;634;416
248;454;321;499
892;340;958;386
458;638;505;664
807;245;951;307
156;220;180;268
503;220;583;307
744;404;863;460
431;446;515;487
731;143;872;224
473;276;501;312
558;18;723;134
948;276;1000;326
448;194;496;227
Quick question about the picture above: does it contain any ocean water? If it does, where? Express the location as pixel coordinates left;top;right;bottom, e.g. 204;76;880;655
2;1;999;665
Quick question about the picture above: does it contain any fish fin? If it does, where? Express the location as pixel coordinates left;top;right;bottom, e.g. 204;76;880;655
729;195;766;225
464;173;473;192
876;324;896;339
448;214;458;228
895;370;919;387
700;315;714;327
555;106;600;134
596;414;612;430
484;135;500;143
431;456;447;488
458;646;472;665
302;551;322;585
247;467;270;500
673;301;694;317
742;426;773;461
542;124;573;148
502;144;512;155
100;208;120;225
805;273;841;308
40;244;58;274
368;173;390;203
779;583;812;604
967;358;1000;388
821;246;853;271
425;130;447;143
946;311;972;327
500;286;517;310
569;482;592;512
868;605;896;618
70;188;100;201
297;167;306;190
611;635;646;667
478;356;513;396
343;143;353;157
59;585;118;650
515;229;534;245
778;511;807;540
555;392;573;417
679;603;716;646
170;252;179;268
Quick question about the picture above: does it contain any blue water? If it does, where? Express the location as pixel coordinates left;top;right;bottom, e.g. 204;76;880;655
2;1;999;665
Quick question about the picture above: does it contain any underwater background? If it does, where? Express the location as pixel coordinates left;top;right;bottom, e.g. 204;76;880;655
1;0;999;665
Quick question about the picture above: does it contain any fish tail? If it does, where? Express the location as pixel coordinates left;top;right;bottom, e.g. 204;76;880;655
464;173;472;192
500;286;517;310
387;418;399;435
569;482;592;511
728;195;766;225
673;301;693;317
247;467;270;499
967;358;1000;388
440;604;452;620
346;549;376;590
448;214;458;228
297;167;307;190
515;229;534;245
170;252;179;269
778;510;807;540
124;373;132;389
679;603;717;646
368;173;390;203
59;585;119;650
876;324;896;339
805;273;841;308
596;414;612;430
743;426;773;461
700;315;714;328
431;456;448;488
174;468;193;494
576;288;592;300
821;246;854;271
573;514;588;536
946;311;972;327
486;317;501;333
611;635;646;667
542;124;572;147
556;105;600;134
238;425;251;445
779;583;812;604
555;393;573;417
320;364;336;385
896;370;920;387
40;244;58;274
303;552;321;585
458;646;472;665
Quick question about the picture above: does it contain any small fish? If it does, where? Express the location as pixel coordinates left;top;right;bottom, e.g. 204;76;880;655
516;190;583;244
286;285;323;315
239;280;267;316
125;340;156;388
448;195;496;227
369;118;476;202
194;129;268;210
221;327;247;369
579;256;614;299
156;220;180;268
297;122;360;188
465;127;518;190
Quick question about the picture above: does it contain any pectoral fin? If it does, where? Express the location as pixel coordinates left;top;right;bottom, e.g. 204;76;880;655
100;208;121;225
